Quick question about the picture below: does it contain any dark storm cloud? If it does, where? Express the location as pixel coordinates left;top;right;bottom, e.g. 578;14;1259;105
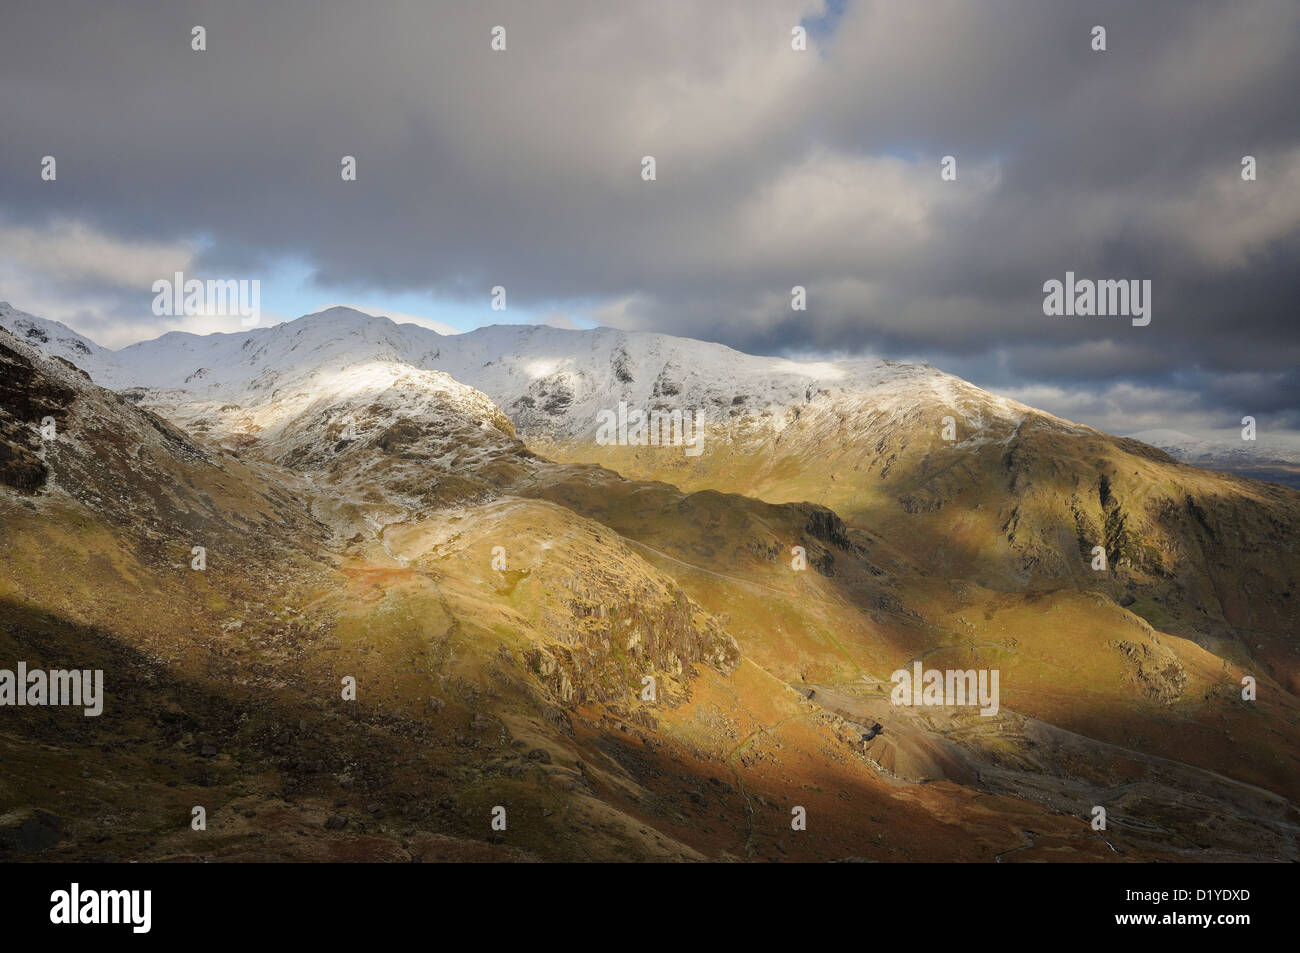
1;0;1297;435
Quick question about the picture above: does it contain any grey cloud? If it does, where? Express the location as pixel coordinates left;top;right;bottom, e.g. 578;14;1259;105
0;0;1296;437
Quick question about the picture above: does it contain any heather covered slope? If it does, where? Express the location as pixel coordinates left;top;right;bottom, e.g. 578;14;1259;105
0;326;1106;861
157;327;1299;859
17;304;1295;697
0;327;736;860
4;308;1300;861
547;389;1300;699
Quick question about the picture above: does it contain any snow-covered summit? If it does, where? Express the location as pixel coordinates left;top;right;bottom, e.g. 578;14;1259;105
3;305;1028;442
0;302;120;382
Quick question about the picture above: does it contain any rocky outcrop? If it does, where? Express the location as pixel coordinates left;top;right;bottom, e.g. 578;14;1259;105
0;333;76;492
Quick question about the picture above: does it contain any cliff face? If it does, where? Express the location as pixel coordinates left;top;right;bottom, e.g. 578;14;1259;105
0;331;74;492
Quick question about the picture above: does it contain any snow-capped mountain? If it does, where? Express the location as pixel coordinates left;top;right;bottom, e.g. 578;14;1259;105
1126;428;1300;467
9;303;1300;494
0;302;120;382
6;300;1300;865
2;304;1034;446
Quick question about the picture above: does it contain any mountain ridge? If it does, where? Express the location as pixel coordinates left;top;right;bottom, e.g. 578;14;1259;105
0;302;1099;445
10;301;1291;479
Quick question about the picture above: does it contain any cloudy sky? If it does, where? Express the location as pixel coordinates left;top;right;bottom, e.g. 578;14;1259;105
2;0;1298;443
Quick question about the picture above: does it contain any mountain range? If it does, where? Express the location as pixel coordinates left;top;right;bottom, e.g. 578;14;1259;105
2;300;1298;862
